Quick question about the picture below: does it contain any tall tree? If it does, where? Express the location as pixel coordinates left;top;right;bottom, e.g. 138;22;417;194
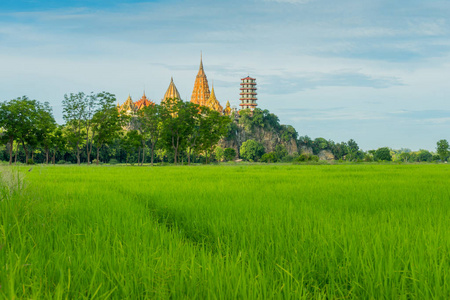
0;97;51;164
160;99;195;165
0;100;20;165
199;109;231;163
84;93;98;165
62;92;87;165
436;139;449;161
137;104;162;166
91;92;124;165
37;102;57;164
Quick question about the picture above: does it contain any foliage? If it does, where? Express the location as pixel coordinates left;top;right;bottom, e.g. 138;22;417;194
240;139;265;161
416;149;432;162
374;147;392;161
223;148;236;161
109;159;119;165
295;153;319;162
436;139;449;161
260;152;277;163
214;146;224;162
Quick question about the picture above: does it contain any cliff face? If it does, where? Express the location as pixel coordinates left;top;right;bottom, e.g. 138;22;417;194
219;123;298;156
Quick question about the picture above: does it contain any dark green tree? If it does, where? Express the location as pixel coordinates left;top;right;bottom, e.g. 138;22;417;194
374;147;392;161
240;139;265;161
62;92;88;165
137;104;163;166
436;139;449;161
92;92;124;165
224;148;236;161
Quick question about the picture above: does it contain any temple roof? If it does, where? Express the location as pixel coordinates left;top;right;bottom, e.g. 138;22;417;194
198;53;205;77
162;77;181;102
191;54;210;106
206;84;223;114
120;94;136;113
135;91;154;109
223;100;232;116
242;76;256;80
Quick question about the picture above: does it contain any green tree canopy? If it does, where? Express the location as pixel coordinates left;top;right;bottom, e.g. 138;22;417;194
375;147;392;161
240;139;265;161
436;139;449;161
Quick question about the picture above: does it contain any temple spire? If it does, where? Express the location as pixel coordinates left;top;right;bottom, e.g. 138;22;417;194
191;53;210;106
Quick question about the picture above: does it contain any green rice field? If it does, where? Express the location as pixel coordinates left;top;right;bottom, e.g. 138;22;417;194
1;164;450;299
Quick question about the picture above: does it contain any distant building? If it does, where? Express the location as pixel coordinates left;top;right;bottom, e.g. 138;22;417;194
239;76;257;111
117;55;257;117
162;77;182;104
191;55;211;107
118;94;137;115
135;92;154;109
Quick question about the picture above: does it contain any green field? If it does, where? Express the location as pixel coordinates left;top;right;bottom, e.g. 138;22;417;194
1;164;450;299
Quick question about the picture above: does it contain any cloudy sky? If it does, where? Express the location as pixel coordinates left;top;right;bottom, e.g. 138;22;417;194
1;0;449;151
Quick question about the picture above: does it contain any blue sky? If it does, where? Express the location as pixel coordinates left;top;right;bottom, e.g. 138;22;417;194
1;0;449;151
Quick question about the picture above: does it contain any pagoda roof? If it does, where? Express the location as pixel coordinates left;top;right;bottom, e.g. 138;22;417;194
206;84;223;113
162;77;181;102
120;94;136;112
135;92;155;109
241;76;256;80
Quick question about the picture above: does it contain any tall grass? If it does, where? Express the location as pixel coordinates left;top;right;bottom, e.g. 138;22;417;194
1;164;450;298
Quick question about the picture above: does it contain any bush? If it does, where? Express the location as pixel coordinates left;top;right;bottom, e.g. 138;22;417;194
374;147;392;161
240;140;265;161
261;152;277;163
224;148;236;161
214;146;225;162
295;154;319;163
26;159;35;165
109;159;119;165
281;155;295;163
57;160;66;165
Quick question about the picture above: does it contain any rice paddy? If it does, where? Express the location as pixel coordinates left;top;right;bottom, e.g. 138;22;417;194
1;164;450;299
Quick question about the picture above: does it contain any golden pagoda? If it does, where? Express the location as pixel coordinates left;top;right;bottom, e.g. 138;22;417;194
223;101;232;116
135;91;154;109
162;77;181;104
190;54;210;106
205;84;223;114
119;94;137;114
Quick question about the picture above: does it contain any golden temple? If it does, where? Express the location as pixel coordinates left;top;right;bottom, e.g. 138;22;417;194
117;55;242;116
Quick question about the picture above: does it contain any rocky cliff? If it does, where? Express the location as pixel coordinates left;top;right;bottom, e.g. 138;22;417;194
219;120;298;157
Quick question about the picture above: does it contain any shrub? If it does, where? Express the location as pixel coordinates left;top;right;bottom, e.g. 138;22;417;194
374;147;392;161
295;154;319;163
109;159;119;165
214;146;225;162
26;159;35;165
261;152;277;163
281;155;295;163
240;140;265;161
224;148;236;161
57;160;66;165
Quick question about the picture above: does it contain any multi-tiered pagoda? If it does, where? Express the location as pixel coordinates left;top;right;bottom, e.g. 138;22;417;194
239;76;257;111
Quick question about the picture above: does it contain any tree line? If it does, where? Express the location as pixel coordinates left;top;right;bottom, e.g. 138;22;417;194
1;93;449;165
0;93;231;165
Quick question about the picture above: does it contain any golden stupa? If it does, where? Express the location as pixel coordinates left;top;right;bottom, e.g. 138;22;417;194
223;101;232;116
162;77;181;104
190;54;210;107
205;84;223;114
119;94;136;114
